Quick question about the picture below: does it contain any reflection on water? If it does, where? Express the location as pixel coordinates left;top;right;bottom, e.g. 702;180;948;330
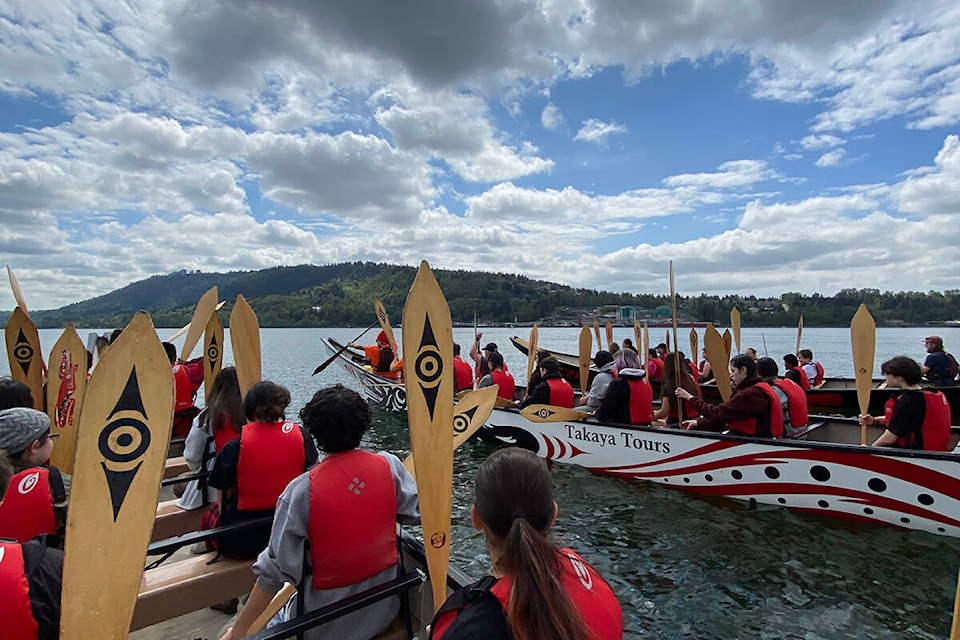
7;325;960;638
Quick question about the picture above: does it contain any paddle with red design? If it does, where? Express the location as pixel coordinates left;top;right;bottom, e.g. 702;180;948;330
402;261;454;613
850;304;876;446
4;307;43;410
60;311;174;640
46;325;87;474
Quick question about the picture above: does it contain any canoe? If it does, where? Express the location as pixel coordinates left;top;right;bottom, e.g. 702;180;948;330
325;337;960;539
509;335;598;390
509;336;960;423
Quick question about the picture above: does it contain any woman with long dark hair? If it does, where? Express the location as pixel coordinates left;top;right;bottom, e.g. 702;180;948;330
430;448;622;640
652;352;701;426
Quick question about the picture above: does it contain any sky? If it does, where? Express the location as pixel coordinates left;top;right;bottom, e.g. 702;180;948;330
2;0;960;310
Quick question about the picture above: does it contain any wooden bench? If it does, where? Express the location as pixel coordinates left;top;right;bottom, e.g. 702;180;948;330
152;499;204;542
163;456;190;479
131;551;256;631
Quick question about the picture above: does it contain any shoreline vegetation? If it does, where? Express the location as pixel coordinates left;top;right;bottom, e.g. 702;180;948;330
4;262;959;329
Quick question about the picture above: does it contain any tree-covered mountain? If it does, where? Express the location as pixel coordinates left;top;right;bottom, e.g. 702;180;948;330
2;263;958;328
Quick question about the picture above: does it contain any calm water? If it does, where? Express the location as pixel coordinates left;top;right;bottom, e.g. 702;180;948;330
5;325;960;638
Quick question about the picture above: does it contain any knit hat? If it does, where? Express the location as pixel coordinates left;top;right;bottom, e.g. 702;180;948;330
0;407;51;456
376;330;389;344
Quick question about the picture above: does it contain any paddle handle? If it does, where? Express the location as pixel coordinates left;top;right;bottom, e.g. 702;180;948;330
247;583;297;635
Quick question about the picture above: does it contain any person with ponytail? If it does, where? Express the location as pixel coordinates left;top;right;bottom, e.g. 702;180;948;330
430;448;622;640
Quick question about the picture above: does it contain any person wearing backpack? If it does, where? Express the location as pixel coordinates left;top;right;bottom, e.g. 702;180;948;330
922;336;959;387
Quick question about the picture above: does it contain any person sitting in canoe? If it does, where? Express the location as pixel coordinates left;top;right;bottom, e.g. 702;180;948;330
519;357;575;409
522;349;551;404
0;377;35;411
429;447;623;640
757;357;809;438
577;350;615;413
220;384;420;640
0;450;64;640
471;335;508;382
596;348;653;425
352;331;401;380
453;343;474;392
676;354;784;438
163;341;203;438
652;352;701;427
208;381;319;560
798;349;825;387
0;408;69;546
745;348;758;361
921;336;959;387
646;349;663;382
478;351;516;402
859;356;951;451
698;348;713;382
782;353;811;390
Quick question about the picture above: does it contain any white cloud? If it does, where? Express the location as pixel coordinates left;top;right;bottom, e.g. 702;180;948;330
800;134;845;150
815;148;847;167
541;103;564;130
573;119;627;144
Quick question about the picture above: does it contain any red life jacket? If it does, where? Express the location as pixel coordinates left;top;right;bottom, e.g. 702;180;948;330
688;362;699;381
212;417;242;454
546;377;575;409
788;366;810;390
811;362;825;387
626;378;654;424
237;421;306;511
490;370;516;401
727;382;784;438
884;391;951;451
172;364;194;412
774;379;808;428
647;358;663;381
453;357;473;392
430;549;622;640
307;450;398;589
0;542;39;640
0;468;61;543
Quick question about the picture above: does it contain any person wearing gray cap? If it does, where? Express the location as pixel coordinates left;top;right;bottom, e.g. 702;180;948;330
0;408;69;545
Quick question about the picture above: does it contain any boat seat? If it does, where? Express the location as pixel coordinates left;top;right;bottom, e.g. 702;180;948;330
163;456;190;479
131;552;255;631
787;420;827;440
152;499;204;541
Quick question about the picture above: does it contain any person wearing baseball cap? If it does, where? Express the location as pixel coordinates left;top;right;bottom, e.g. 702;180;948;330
922;336;959;387
0;408;69;545
469;333;508;382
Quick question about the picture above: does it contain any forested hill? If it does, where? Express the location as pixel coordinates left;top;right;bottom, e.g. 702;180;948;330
4;263;960;329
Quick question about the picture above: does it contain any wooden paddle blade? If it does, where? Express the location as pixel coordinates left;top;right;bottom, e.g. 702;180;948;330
633;321;642;357
526;324;539;386
5;307;43;410
46;325;87;474
402;261;453;613
689;329;698;367
403;385;498;482
375;298;399;354
230;295;262;398
7;265;27;312
605;320;613;350
578;325;592;394
730;306;741;355
179;286;218;361
642;323;649;365
166;300;225;343
665;330;670;352
61;311;174;640
850;304;876;418
796;315;804;356
592;320;601;352
722;329;732;361
203;310;224;399
520;404;590;423
704;323;732;402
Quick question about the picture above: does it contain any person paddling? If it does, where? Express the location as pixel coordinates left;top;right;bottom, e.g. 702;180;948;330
220;385;419;640
757;357;809;438
921;336;959;387
429;447;623;640
860;356;951;451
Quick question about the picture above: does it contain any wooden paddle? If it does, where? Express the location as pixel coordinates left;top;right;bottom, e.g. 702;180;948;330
730;306;741;355
248;583;298;635
850;304;876;446
796;315;803;356
203;308;224;399
230;294;262;399
633;320;642;358
689;329;698;374
177;288;219;360
6;266;47;377
4;307;44;410
526;324;539;386
665;330;670;353
60;311;174;640
722;329;732;361
166;299;225;343
520;404;591;423
375;298;399;356
578;325;592;395
402;260;454;613
311;321;378;376
46;325;87;474
592;320;601;353
704;323;732;402
669;262;683;419
951;569;960;640
403;385;498;482
642;322;649;366
605;320;614;351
